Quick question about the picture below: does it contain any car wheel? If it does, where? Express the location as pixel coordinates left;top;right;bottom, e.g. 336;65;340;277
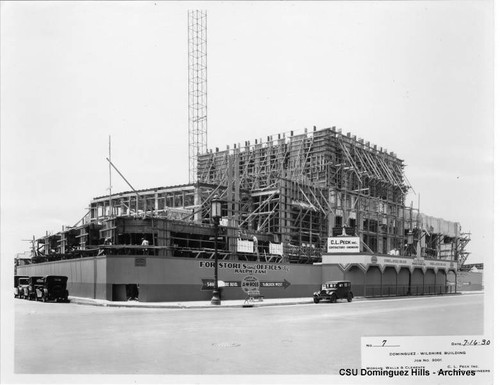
347;292;353;302
330;294;337;303
313;298;319;304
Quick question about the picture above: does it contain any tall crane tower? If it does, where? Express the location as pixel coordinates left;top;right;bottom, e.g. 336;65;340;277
187;10;208;183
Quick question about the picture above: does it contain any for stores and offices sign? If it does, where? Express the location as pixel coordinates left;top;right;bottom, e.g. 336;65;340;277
198;261;290;274
327;236;360;253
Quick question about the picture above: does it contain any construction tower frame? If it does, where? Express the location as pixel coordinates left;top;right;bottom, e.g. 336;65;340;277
187;10;208;183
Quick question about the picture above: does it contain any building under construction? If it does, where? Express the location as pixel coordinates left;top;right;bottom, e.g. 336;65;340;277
15;11;468;302
17;126;468;302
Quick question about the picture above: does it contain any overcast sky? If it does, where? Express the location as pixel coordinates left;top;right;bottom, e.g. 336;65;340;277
1;1;493;265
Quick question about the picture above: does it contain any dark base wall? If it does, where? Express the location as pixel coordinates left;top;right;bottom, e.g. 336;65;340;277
18;255;322;302
17;257;107;299
17;255;456;302
120;283;321;302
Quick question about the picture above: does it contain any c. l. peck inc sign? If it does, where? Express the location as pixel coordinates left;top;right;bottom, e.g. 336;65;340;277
327;237;360;253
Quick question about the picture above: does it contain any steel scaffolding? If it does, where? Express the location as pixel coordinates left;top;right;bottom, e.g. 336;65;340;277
188;10;208;183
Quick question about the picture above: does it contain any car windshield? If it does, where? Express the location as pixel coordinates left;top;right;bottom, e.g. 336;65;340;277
325;283;337;289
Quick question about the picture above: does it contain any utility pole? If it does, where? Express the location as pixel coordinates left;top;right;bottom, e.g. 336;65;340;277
108;135;112;217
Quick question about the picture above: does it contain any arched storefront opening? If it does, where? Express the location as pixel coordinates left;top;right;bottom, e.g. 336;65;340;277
398;267;411;296
424;269;436;294
411;268;425;295
447;270;457;294
365;266;382;297
381;266;397;296
345;265;365;296
436;269;447;294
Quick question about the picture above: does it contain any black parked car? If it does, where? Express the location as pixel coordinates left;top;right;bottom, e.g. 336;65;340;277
25;276;44;300
14;276;29;298
36;276;69;302
313;280;353;303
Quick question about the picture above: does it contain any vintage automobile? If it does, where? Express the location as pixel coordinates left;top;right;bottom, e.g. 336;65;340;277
25;276;44;300
14;276;29;298
36;275;69;302
313;280;353;303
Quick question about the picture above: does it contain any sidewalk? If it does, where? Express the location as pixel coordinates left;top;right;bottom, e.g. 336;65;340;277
69;296;314;309
69;290;478;310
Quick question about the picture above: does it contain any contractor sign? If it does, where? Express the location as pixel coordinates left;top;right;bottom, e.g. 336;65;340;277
327;236;360;253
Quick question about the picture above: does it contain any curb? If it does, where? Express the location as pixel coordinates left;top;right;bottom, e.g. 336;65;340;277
69;291;481;309
362;292;463;301
68;297;313;309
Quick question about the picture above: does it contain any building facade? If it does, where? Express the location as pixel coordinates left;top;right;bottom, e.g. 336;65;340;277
17;127;467;301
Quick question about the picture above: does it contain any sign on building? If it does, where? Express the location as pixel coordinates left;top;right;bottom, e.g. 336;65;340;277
269;242;283;256
241;276;260;295
237;239;254;253
327;236;360;253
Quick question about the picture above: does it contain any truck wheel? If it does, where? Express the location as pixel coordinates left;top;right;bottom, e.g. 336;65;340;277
313;298;319;304
330;294;337;303
347;293;353;302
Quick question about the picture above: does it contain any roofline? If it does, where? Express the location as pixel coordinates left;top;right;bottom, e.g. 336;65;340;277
198;126;404;162
91;181;223;201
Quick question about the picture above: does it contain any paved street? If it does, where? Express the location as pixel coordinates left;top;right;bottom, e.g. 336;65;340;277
14;293;483;375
